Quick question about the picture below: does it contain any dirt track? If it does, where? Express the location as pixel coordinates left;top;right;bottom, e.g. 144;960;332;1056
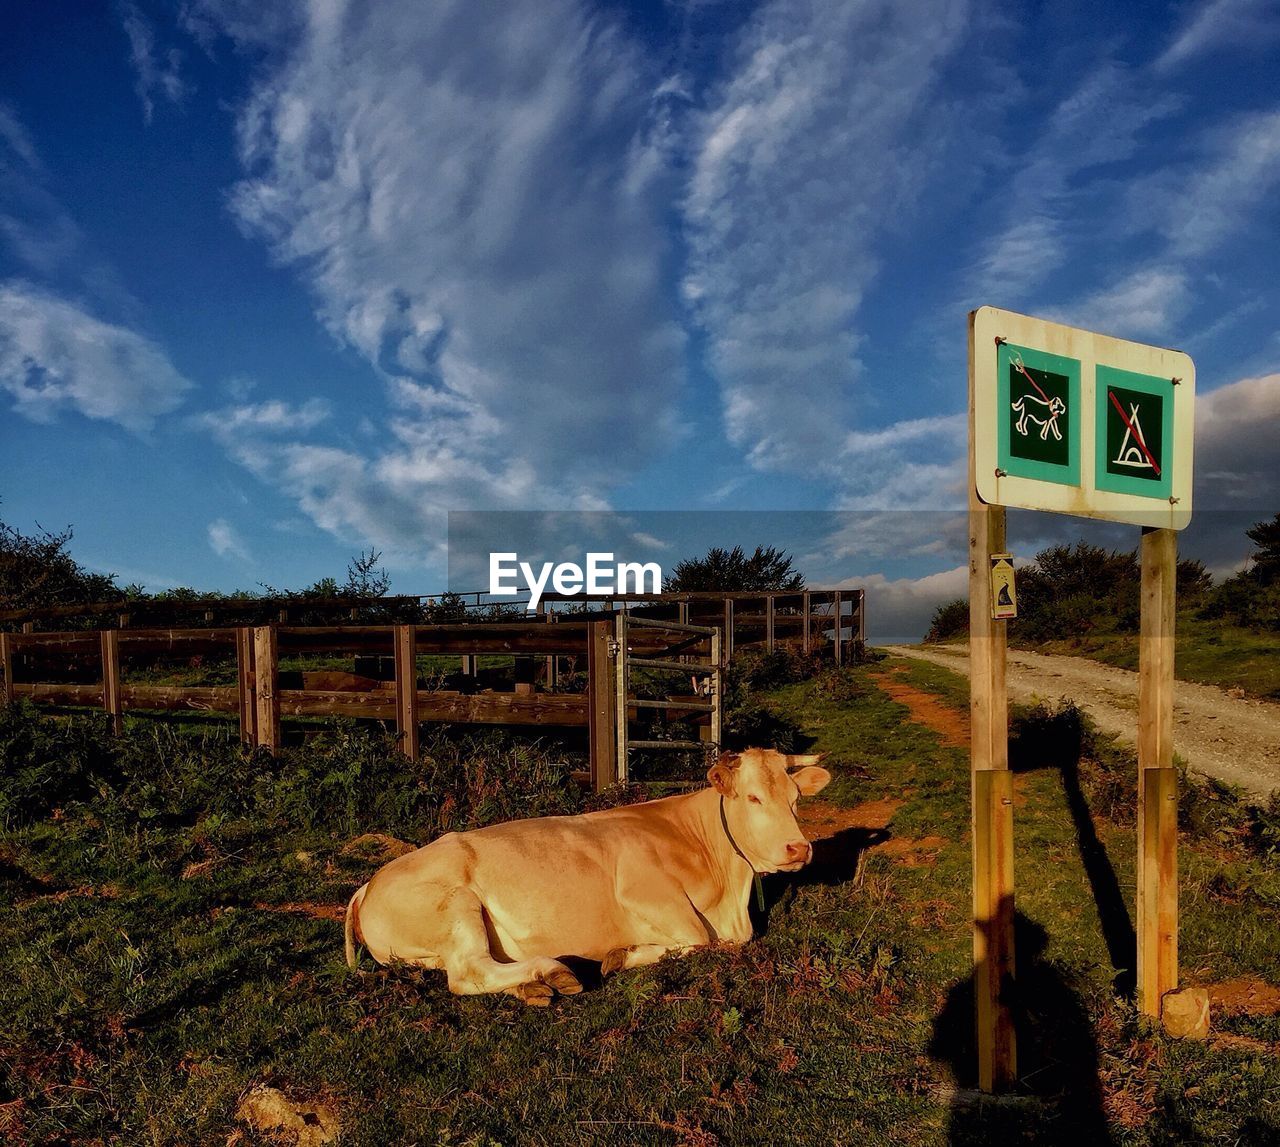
880;644;1280;798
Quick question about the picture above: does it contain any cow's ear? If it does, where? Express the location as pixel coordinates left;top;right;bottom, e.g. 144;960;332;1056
708;752;740;796
789;765;831;796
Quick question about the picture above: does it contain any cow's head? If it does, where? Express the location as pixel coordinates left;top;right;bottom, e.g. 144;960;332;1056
708;748;831;873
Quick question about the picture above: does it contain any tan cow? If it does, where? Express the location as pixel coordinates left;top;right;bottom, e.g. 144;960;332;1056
344;748;830;1004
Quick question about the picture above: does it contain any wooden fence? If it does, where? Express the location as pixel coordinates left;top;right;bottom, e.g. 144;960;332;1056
0;589;865;790
0;617;728;792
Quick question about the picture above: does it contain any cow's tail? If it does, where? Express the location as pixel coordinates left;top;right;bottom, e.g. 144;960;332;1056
344;883;369;969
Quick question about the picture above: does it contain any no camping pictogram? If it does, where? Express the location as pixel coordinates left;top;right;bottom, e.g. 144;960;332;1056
1108;389;1159;476
1104;384;1164;484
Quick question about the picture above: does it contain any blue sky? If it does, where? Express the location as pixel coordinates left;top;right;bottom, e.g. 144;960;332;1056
2;0;1279;638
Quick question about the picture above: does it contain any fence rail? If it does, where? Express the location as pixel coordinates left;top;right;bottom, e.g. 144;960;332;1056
1;588;866;657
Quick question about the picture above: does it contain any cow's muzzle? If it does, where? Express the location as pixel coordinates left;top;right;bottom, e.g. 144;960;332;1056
777;840;813;871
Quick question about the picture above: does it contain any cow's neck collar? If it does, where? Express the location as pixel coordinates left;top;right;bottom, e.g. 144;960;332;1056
718;795;766;913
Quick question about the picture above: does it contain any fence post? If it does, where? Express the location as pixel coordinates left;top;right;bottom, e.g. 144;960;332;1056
394;623;420;761
766;595;775;653
614;613;629;784
833;591;843;665
101;629;123;735
236;627;257;746
723;598;734;663
253;626;280;753
858;588;867;646
710;626;723;748
0;632;12;704
587;618;618;792
802;592;811;655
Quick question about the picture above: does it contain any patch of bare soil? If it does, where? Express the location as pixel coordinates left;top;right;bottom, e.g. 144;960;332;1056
876;668;970;747
871;835;949;867
15;884;121;908
798;799;950;869
1204;976;1280;1017
797;797;903;839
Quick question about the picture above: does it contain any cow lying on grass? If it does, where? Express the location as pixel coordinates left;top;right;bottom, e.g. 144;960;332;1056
344;748;830;1004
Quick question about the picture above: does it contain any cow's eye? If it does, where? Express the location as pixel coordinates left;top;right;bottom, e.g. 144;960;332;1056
747;795;762;805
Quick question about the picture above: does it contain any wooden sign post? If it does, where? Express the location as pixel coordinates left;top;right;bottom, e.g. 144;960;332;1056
1138;528;1178;1013
968;307;1194;1091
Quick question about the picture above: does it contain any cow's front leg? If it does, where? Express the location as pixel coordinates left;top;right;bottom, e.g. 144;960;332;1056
601;889;716;977
601;942;696;976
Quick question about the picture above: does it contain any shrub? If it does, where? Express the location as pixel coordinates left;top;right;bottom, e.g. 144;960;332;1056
925;599;967;643
0;703;583;840
0;702;121;826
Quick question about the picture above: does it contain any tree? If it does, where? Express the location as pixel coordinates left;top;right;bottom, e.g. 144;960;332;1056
667;545;805;593
0;514;120;612
346;548;391;598
925;599;968;643
1244;512;1280;586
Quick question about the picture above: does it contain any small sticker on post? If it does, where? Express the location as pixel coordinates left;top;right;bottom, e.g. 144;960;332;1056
990;553;1017;620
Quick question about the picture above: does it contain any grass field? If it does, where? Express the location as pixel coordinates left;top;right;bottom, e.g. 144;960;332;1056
2;659;1278;1144
1018;612;1280;700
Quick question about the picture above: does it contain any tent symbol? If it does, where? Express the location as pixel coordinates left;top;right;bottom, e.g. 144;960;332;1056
1108;391;1161;476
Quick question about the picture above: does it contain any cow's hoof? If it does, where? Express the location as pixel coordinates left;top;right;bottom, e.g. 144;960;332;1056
546;968;583;996
515;980;554;1007
601;947;631;977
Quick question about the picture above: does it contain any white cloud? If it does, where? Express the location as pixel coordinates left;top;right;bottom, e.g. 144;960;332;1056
1059;268;1192;340
835;564;969;642
0;104;84;277
967;63;1181;304
204;0;683;551
1195;373;1280;507
207;518;251;562
193;397;330;437
810;510;969;568
835;413;967;509
1158;109;1280;258
119;2;190;123
1155;0;1280;71
682;0;970;474
0;281;193;431
629;531;671;551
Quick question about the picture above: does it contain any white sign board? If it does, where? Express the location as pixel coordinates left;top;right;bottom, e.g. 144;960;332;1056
971;306;1194;529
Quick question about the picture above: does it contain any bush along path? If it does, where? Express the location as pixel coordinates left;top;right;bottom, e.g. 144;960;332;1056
0;661;1278;1145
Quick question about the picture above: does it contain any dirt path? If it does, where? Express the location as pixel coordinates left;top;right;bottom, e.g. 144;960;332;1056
880;644;1280;798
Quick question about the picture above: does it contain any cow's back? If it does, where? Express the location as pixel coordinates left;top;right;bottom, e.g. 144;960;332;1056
358;800;696;964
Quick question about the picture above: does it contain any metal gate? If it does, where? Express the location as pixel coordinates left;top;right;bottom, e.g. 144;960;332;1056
613;612;722;783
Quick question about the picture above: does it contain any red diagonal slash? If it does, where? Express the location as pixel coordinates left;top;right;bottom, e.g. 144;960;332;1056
1108;389;1161;476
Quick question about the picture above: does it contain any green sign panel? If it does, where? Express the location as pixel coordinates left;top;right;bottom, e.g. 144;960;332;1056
972;307;1193;529
997;341;1080;486
1094;366;1174;501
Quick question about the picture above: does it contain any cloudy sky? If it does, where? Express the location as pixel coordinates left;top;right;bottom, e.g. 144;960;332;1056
2;0;1278;638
